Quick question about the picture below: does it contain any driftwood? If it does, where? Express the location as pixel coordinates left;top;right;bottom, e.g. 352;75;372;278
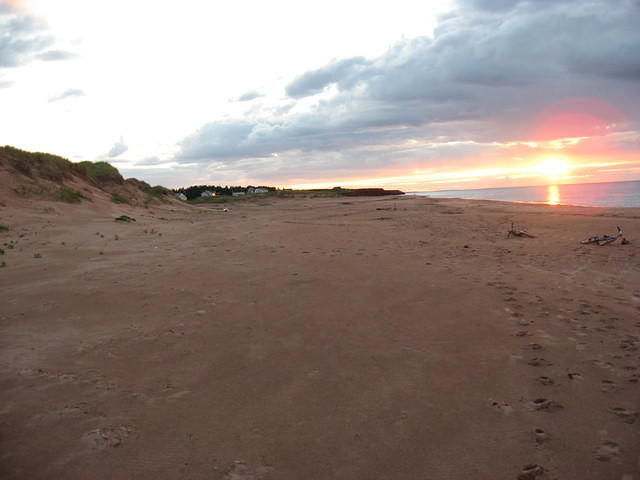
580;226;622;246
507;223;536;238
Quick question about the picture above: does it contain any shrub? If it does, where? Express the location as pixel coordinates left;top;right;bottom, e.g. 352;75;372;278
110;193;130;204
114;215;136;222
56;187;87;203
0;225;8;232
77;161;123;184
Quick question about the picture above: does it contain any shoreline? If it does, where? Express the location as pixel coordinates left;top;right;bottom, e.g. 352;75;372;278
407;179;640;209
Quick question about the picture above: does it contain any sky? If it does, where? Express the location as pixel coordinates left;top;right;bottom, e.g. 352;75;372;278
1;0;639;191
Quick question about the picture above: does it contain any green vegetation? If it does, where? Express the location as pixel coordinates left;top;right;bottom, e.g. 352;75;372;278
0;248;4;255
34;253;41;258
110;193;130;204
76;160;123;184
0;225;8;232
38;155;73;180
114;215;136;222
1;145;73;180
56;187;87;203
1;261;6;268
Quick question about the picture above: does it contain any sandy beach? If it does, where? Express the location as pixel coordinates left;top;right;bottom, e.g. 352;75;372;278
1;194;639;479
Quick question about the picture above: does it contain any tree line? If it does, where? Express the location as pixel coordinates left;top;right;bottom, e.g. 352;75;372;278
172;185;277;200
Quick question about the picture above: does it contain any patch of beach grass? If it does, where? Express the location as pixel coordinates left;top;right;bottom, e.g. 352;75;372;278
56;187;88;203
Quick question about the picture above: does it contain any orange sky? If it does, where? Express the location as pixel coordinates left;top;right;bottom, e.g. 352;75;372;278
287;99;640;191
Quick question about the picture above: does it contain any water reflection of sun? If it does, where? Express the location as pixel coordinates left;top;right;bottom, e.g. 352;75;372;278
547;185;560;205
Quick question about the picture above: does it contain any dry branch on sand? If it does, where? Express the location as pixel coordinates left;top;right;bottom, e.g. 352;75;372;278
580;226;623;246
507;223;536;238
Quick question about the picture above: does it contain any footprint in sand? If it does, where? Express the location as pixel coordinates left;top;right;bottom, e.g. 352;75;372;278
82;425;135;449
517;463;545;480
528;358;553;367
224;460;273;480
593;360;614;370
619;335;639;351
535;376;555;386
528;398;564;412
533;428;551;444
594;440;621;462
514;330;532;337
599;379;619;393
491;401;514;415
609;407;638;424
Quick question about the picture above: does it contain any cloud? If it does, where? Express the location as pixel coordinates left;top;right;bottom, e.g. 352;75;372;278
285;56;369;98
48;88;85;102
0;12;51;67
0;3;75;68
236;90;264;102
107;137;128;158
37;49;77;62
174;0;640;185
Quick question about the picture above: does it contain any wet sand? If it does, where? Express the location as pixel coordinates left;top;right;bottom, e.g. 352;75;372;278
1;195;639;479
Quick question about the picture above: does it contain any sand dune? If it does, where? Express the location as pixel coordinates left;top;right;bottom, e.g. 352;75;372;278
1;195;639;479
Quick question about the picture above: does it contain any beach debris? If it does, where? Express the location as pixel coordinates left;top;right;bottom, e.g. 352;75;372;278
114;215;136;222
621;237;630;245
507;223;536;238
580;226;622;246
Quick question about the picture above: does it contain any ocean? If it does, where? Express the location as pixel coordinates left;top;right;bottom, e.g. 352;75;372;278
411;180;640;208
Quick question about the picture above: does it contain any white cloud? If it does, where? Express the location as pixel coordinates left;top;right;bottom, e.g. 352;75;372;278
48;88;84;102
107;137;128;158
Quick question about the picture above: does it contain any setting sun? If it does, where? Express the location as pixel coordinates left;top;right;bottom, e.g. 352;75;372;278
536;157;571;178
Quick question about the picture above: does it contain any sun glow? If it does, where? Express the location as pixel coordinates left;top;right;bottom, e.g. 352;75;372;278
536;157;571;178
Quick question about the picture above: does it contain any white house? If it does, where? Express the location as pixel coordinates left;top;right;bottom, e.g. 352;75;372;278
254;187;269;194
176;192;187;201
201;190;213;197
232;191;246;197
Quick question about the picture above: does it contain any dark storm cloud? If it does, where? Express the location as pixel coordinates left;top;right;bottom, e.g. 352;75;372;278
0;3;75;68
48;88;85;102
176;0;640;171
